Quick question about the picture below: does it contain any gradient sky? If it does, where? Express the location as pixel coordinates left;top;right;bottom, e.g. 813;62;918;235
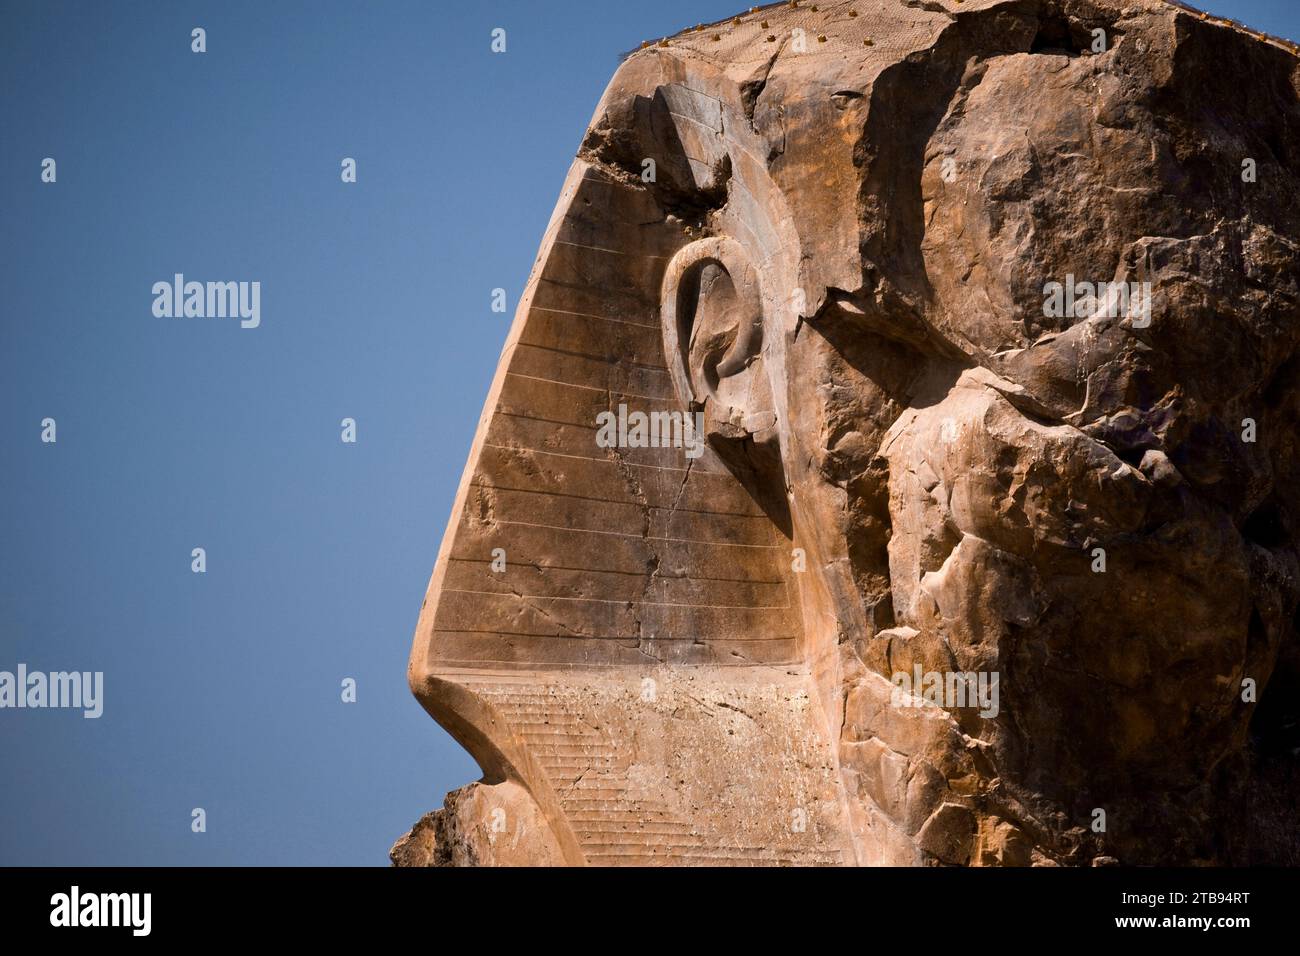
2;0;1296;866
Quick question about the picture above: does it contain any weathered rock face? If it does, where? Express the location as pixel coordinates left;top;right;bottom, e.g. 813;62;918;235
398;0;1300;866
390;781;567;867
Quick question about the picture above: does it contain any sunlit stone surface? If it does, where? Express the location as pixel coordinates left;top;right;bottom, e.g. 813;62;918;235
396;0;1300;866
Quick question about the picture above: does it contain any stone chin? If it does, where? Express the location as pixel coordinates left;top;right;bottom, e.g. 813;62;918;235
398;0;1300;866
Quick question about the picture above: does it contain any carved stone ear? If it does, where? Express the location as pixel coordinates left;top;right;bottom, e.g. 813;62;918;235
661;236;787;532
660;237;775;439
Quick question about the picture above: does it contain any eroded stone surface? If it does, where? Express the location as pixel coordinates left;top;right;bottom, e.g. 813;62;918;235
401;0;1300;866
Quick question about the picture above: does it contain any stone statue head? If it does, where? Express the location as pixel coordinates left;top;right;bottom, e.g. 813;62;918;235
399;0;1300;866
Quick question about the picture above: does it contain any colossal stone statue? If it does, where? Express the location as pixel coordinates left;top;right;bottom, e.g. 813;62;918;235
394;0;1300;866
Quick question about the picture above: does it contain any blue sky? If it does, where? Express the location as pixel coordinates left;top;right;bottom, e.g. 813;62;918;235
1;0;1296;865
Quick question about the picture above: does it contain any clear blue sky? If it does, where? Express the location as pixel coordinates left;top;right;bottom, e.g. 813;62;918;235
1;0;1296;865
